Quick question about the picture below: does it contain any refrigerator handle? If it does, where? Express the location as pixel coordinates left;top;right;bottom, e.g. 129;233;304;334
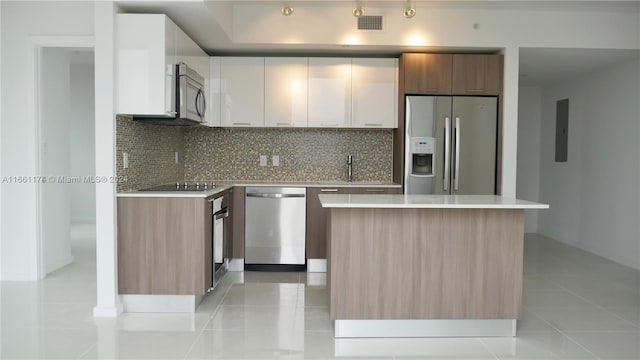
444;117;451;191
454;117;461;191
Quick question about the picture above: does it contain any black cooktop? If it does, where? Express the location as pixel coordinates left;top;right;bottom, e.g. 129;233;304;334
139;182;215;192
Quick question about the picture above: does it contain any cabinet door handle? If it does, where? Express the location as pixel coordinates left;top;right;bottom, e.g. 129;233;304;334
364;123;382;127
320;123;339;127
366;189;385;193
466;89;485;92
233;122;251;126
276;122;292;126
320;189;339;192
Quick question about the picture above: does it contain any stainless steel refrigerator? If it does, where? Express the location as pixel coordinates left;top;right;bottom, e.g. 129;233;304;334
404;96;498;195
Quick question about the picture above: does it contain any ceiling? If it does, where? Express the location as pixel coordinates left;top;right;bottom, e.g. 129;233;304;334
116;1;640;86
519;48;639;86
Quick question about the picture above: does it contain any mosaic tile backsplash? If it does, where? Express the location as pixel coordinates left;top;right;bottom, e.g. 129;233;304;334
183;127;393;183
116;116;185;192
116;117;393;191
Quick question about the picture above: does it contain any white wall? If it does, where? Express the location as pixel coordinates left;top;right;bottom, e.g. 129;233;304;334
40;48;73;274
516;86;541;233
0;1;93;280
70;59;96;224
538;57;640;270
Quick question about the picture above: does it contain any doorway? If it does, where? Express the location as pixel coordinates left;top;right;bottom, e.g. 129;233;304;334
39;47;96;278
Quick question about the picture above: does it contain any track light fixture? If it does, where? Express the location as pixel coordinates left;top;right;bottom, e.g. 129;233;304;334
403;0;416;18
281;2;294;16
352;1;365;18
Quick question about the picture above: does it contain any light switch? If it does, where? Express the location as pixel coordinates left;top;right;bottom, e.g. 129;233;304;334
272;155;280;167
123;152;129;169
260;155;267;167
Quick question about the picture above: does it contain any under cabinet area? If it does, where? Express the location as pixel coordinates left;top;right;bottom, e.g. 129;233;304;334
117;197;212;295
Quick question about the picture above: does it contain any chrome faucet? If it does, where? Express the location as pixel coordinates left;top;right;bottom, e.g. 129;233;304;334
347;155;353;182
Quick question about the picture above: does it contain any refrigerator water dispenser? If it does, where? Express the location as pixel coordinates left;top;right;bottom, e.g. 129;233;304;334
410;137;435;176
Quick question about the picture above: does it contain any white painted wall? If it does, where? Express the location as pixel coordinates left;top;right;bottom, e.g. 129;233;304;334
516;86;541;233
40;48;73;274
0;1;93;280
70;59;96;224
538;57;640;270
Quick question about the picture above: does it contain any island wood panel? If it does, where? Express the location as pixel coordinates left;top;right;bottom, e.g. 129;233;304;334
328;208;524;320
117;197;210;295
232;186;245;258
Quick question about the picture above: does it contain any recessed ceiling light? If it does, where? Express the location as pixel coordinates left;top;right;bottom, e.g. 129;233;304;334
281;4;294;16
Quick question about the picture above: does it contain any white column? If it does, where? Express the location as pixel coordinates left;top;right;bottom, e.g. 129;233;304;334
501;46;519;197
93;0;122;317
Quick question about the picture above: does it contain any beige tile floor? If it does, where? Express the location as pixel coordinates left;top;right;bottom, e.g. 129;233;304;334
1;231;639;359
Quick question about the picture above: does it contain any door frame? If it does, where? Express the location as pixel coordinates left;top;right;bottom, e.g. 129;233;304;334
28;35;94;279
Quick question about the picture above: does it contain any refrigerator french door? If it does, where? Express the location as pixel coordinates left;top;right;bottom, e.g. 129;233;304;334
404;95;498;195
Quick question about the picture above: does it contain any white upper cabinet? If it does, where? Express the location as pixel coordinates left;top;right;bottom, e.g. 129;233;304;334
264;58;308;128
116;14;176;116
116;14;208;117
204;57;221;127
308;58;352;128
220;57;265;127
351;58;398;128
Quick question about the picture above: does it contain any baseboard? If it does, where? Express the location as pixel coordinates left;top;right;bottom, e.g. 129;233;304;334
307;259;327;272
228;258;244;271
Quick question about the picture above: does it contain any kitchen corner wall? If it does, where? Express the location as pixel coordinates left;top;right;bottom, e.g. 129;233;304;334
116;115;185;192
184;127;393;182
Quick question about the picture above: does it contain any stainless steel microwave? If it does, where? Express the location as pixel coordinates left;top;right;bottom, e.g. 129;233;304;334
133;62;206;126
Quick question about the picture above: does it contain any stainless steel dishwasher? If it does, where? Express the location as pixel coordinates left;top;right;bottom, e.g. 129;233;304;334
245;187;306;270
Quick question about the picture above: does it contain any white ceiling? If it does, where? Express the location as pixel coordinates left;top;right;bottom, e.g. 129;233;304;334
116;0;640;86
519;48;640;86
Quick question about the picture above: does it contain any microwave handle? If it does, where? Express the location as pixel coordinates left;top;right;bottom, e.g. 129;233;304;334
200;88;206;117
196;88;206;119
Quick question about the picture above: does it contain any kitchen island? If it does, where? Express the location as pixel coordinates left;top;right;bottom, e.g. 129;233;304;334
319;194;548;338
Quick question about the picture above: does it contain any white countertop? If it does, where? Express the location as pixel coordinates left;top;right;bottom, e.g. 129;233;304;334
116;181;400;198
319;194;549;209
116;184;234;198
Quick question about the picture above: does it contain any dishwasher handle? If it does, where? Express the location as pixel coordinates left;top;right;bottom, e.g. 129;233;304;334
214;208;228;220
246;193;305;199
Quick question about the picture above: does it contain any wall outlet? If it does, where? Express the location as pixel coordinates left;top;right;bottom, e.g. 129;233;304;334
175;151;179;164
123;152;129;169
259;155;267;167
272;155;280;167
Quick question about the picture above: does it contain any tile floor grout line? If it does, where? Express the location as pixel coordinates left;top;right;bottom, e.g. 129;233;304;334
75;341;98;359
541;274;640;328
476;337;502;360
557;330;603;360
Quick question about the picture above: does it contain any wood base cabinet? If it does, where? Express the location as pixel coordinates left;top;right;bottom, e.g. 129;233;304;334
117;197;212;295
306;187;401;260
